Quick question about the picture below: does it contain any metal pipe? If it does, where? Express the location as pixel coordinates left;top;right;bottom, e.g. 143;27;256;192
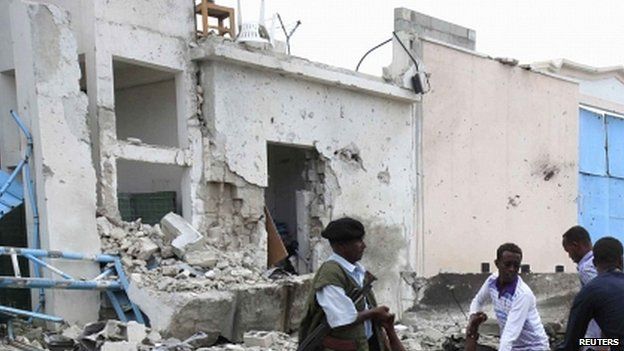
0;246;117;263
23;254;73;280
105;290;128;323
0;160;25;196
114;258;145;324
94;268;114;281
10;110;45;310
0;277;121;290
10;253;21;278
10;110;33;144
0;305;63;323
7;319;14;340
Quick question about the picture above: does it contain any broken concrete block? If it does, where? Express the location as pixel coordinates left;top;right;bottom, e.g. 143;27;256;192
136;237;159;260
101;341;136;351
110;227;127;241
121;256;133;268
126;321;147;344
102;320;126;341
243;331;276;348
161;266;179;277
183;331;218;348
223;344;246;350
145;330;162;345
126;137;142;145
161;213;203;258
161;246;174;259
97;217;114;237
204;270;217;279
184;250;218;269
232;284;285;340
230;268;253;278
61;324;82;340
167;290;237;341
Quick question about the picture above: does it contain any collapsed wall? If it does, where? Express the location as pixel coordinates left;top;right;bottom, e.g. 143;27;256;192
98;214;311;343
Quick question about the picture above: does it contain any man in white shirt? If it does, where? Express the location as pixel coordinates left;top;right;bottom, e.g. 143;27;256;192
562;225;602;344
467;243;550;351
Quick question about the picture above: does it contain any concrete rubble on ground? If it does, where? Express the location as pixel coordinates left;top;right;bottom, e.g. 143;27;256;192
0;270;576;350
1;216;578;350
96;212;313;346
98;213;273;293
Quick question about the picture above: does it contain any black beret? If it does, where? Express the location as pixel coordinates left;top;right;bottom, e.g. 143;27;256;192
321;217;365;242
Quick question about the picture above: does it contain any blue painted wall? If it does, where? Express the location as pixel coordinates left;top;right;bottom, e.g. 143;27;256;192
579;108;624;243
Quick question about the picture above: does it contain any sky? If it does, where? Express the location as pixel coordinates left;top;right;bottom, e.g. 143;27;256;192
215;0;624;76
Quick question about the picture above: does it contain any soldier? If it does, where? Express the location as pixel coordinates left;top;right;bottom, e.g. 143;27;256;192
298;217;405;351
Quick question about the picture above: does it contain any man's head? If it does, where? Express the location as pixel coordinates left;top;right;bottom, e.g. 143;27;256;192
592;237;623;273
322;217;366;264
495;243;522;285
562;225;593;263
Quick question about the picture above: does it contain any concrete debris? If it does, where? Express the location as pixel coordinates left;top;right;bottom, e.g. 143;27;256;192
161;212;204;258
243;330;276;348
127;321;148;344
126;137;143;145
96;215;576;350
98;214;277;294
101;341;137;351
495;57;519;66
184;250;219;269
183;332;218;348
61;324;83;340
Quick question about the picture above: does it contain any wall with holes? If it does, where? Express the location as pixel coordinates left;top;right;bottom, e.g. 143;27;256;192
421;39;580;276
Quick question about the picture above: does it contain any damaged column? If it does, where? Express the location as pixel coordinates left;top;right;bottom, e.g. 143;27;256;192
10;1;100;323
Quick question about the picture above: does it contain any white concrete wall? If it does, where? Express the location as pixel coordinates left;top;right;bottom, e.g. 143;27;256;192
0;1;13;72
9;1;100;323
84;0;203;228
421;40;579;277
201;50;419;313
0;73;20;169
115;79;179;147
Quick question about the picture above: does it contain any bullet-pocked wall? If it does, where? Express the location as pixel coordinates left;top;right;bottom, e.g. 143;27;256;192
421;39;579;276
0;0;203;323
195;40;420;314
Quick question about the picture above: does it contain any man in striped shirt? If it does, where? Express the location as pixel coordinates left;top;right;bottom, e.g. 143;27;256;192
562;226;602;344
467;243;550;351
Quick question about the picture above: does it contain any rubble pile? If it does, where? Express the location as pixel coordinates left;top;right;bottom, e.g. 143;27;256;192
98;213;276;293
96;212;313;345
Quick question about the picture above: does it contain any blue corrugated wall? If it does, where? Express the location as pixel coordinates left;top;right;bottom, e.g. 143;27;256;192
579;107;624;243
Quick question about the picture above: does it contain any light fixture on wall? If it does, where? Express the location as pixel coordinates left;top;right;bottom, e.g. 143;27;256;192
392;31;430;95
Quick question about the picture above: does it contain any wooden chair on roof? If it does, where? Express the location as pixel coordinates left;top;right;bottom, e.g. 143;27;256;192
195;0;236;38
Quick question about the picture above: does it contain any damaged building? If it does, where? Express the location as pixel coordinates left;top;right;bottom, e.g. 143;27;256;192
0;0;418;334
0;0;619;350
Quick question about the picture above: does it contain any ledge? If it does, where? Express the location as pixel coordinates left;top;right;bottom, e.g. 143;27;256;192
114;141;191;166
191;39;420;103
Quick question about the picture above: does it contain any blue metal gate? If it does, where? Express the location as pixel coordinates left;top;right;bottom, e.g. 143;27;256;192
579;107;624;243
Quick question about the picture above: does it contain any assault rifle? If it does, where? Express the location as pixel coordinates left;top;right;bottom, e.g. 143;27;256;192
297;276;377;351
